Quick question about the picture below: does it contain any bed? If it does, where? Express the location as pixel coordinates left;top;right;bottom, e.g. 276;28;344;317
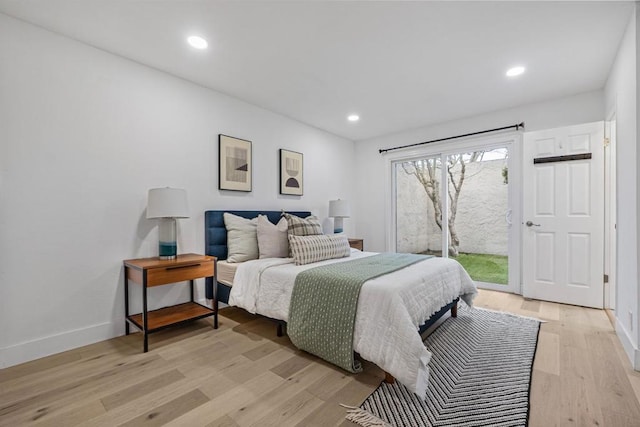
204;210;477;398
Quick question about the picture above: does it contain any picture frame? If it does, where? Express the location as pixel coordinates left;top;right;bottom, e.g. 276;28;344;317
219;134;252;192
280;149;303;196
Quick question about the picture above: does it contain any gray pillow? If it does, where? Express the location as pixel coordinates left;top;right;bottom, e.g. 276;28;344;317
223;212;259;263
257;215;289;258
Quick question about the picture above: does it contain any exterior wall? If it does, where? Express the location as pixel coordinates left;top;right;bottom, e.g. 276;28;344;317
395;166;438;253
396;159;508;256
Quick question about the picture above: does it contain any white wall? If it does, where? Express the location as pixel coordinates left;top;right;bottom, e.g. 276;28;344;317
354;89;605;253
0;14;355;368
605;7;639;368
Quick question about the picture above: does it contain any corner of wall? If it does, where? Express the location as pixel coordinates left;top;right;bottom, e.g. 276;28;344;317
616;318;640;370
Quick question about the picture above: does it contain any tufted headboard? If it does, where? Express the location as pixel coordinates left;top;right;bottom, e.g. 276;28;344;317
204;210;311;299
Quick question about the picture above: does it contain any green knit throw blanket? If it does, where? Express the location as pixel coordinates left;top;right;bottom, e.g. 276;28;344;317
288;253;432;373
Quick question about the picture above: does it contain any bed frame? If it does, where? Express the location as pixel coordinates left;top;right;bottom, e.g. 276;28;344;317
205;210;312;332
204;209;458;383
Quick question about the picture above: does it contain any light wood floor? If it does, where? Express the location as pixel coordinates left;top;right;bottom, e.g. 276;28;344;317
2;289;640;426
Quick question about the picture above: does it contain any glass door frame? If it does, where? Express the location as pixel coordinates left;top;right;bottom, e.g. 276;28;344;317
386;132;522;294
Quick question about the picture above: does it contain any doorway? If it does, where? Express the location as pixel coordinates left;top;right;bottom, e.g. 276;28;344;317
522;122;604;308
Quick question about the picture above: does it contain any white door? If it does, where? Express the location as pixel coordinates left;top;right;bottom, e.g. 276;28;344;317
522;122;604;308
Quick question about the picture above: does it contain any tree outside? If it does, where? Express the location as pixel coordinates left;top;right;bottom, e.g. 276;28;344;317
402;151;487;257
399;148;509;284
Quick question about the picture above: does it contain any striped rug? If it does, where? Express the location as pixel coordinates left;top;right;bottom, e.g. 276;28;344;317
346;306;540;427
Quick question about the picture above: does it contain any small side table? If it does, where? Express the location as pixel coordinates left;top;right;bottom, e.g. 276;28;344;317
123;253;216;352
348;238;364;251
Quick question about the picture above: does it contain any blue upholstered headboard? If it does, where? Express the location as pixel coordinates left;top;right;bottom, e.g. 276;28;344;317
204;210;311;299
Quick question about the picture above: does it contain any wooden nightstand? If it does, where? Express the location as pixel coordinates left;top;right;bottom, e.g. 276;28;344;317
348;238;364;251
123;253;216;352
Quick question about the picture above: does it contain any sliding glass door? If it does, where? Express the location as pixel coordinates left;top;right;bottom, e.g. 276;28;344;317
395;155;443;256
393;140;519;293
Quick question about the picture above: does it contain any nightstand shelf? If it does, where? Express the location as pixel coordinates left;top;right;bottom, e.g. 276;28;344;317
127;302;214;332
123;253;216;352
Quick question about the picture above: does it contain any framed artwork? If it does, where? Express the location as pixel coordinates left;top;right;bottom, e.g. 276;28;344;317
280;149;303;195
219;134;252;192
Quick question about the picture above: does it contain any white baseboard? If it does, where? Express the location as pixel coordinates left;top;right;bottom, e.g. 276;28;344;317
0;321;121;369
0;299;216;369
615;318;640;370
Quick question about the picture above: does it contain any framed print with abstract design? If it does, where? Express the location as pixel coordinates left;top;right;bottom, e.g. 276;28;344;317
279;149;303;195
219;134;252;192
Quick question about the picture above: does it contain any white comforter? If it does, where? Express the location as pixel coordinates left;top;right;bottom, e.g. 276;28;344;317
228;250;477;398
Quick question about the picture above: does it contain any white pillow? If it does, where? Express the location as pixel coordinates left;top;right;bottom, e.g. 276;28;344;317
288;234;351;265
223;212;259;263
257;215;289;258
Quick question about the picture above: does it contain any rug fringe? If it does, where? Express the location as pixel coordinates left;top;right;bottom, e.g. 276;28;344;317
340;404;392;427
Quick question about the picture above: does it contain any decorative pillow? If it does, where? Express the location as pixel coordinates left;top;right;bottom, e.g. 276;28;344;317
223;212;259;263
288;234;351;265
257;215;289;258
283;213;323;236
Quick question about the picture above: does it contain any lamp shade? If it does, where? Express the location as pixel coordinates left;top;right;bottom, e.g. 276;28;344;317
146;187;190;219
329;199;350;218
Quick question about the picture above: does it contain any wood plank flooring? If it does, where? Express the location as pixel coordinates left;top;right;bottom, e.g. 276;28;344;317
2;289;640;426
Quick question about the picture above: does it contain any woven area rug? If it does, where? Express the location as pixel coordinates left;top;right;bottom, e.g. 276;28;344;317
346;306;541;427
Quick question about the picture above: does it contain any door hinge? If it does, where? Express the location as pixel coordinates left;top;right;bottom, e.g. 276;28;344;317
604;274;609;283
604;137;610;147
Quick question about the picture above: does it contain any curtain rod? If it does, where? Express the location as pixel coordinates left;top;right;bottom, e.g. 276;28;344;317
378;122;525;154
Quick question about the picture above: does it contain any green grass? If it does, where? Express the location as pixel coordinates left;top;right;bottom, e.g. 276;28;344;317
453;252;508;285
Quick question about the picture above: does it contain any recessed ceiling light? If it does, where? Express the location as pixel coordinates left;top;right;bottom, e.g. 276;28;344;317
187;36;208;50
347;114;360;122
506;66;525;77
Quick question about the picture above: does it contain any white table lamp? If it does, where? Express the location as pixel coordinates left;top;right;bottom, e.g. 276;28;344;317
329;199;350;233
147;187;189;259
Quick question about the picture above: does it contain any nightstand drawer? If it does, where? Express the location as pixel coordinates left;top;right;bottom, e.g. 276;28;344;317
146;261;214;287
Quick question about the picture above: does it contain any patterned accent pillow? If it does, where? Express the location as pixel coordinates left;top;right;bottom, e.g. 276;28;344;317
288;234;351;265
223;212;259;263
283;213;323;236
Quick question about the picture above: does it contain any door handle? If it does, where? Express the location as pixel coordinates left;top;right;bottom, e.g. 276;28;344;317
525;221;540;227
505;209;513;226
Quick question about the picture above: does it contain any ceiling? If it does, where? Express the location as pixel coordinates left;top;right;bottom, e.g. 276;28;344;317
0;1;633;141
